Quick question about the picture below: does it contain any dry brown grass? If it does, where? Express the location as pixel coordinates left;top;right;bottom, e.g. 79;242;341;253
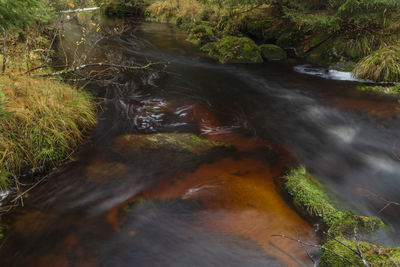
0;73;96;188
147;0;205;22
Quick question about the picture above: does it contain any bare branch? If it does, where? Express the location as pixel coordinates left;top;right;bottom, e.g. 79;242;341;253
268;241;309;267
36;62;167;77
271;234;361;267
354;228;369;267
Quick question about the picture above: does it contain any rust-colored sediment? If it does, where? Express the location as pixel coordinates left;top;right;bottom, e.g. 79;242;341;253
139;158;317;266
329;98;400;118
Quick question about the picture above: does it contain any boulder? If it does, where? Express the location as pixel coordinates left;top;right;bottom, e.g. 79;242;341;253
259;44;287;61
201;36;263;64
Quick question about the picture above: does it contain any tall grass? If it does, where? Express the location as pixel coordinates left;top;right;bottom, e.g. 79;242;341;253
0;74;96;189
353;45;400;82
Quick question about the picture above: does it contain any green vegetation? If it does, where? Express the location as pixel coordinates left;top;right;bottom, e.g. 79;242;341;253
0;73;96;189
141;0;400;85
201;36;263;64
353;45;400;83
113;133;232;155
0;0;98;189
259;44;286;61
283;166;400;266
321;238;400;266
283;166;343;227
357;84;400;96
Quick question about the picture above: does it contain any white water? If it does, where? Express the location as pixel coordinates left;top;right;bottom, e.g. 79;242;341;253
60;7;100;14
294;64;367;82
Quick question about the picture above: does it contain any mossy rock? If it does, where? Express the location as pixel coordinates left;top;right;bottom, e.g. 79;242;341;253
320;237;400;267
201;36;263;64
283;166;343;227
328;211;387;239
283;167;387;233
187;24;215;46
260;44;287;61
113;133;231;156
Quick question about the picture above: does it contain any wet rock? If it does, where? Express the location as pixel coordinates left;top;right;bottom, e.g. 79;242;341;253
113;133;231;155
201;36;263;64
259;44;287;61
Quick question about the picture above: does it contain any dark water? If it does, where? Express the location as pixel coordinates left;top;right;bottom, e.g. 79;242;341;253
1;11;400;267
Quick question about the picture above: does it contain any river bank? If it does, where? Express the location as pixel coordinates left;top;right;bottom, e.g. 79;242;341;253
0;30;96;201
1;3;400;266
136;0;400;95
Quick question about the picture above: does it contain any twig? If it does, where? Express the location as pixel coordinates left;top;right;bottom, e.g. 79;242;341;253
36;61;167;77
354;228;370;267
272;234;361;267
324;231;361;257
10;174;48;203
269;241;309;267
294;228;316;267
356;188;400;213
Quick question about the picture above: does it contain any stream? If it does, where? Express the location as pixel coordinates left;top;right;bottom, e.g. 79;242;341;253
1;11;400;267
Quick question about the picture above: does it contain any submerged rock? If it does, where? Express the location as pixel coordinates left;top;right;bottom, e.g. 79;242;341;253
113;133;232;156
201;36;263;64
259;44;287;61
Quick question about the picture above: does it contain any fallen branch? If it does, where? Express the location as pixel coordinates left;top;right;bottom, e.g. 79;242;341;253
36;61;168;77
354;228;370;267
269;241;309;267
356;188;400;213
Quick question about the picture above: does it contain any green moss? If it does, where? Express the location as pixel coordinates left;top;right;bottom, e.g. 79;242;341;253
357;84;400;96
259;44;287;61
113;133;232;155
201;36;263;64
283;166;397;266
283;166;343;227
187;24;215;46
329;211;387;238
321;238;400;267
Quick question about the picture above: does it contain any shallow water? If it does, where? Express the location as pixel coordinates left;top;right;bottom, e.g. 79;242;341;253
1;12;400;266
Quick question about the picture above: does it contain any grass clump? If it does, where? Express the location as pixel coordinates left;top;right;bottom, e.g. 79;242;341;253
353;45;400;82
0;74;96;188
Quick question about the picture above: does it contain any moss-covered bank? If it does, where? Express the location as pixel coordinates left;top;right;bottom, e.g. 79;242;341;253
282;166;399;266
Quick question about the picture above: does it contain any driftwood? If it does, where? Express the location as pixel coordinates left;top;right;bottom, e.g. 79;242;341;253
36;61;167;77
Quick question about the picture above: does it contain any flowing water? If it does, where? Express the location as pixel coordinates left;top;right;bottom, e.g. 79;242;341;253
1;11;400;267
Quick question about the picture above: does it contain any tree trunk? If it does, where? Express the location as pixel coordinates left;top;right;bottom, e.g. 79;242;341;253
2;29;6;73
